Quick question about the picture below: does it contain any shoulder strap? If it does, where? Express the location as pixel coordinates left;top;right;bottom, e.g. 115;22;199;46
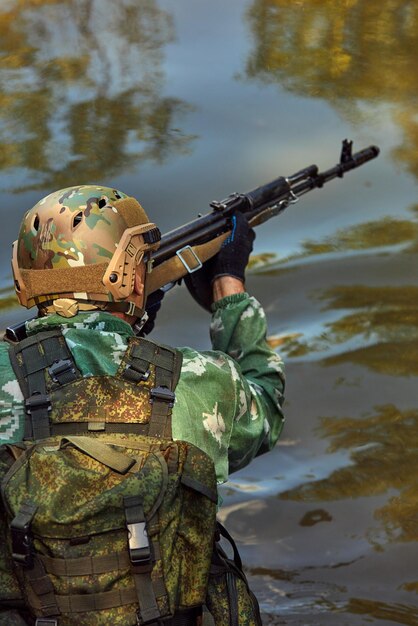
8;329;81;441
120;337;183;440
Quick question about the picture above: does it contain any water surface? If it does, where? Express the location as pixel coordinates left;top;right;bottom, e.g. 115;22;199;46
1;1;417;623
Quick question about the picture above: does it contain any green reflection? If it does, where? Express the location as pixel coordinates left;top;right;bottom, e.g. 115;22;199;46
277;282;418;373
281;404;418;544
0;0;195;191
246;0;418;98
258;210;418;373
347;597;418;624
245;0;418;174
253;207;418;270
0;286;18;311
299;508;332;527
300;217;418;257
321;284;418;376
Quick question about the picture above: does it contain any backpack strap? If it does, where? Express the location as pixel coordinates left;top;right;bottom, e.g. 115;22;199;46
124;495;162;624
120;337;183;440
8;330;81;441
207;522;263;626
10;501;60;620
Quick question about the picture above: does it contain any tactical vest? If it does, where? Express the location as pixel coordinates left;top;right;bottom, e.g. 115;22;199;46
0;330;262;626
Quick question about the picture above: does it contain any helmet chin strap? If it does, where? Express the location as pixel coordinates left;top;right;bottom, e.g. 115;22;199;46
105;300;145;319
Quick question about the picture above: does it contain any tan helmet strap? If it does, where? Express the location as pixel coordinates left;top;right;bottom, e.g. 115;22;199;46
20;263;109;306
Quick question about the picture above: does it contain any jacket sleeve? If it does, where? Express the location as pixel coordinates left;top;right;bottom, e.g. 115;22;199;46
210;293;285;473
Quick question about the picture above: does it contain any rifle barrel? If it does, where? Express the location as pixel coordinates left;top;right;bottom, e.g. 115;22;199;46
151;143;380;268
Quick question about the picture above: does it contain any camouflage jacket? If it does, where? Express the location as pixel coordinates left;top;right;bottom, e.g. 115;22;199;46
0;292;285;622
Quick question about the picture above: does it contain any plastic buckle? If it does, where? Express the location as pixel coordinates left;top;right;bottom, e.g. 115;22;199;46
127;521;151;565
48;358;75;384
126;301;137;316
176;245;203;274
11;521;33;568
35;620;58;626
25;393;51;415
150;386;175;407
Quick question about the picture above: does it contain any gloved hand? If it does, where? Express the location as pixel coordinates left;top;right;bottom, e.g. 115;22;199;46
184;212;255;311
210;211;255;283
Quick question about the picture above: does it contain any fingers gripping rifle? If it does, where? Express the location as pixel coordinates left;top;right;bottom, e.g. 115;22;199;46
146;140;380;297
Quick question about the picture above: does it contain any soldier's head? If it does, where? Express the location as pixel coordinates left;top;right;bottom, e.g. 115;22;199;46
12;185;161;322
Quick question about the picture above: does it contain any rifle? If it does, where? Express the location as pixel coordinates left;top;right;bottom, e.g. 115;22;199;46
5;140;379;340
146;140;379;302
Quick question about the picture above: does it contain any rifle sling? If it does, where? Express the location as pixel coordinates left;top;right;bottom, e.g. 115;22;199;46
147;231;229;294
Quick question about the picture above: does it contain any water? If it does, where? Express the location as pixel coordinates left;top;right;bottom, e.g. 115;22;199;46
1;1;418;623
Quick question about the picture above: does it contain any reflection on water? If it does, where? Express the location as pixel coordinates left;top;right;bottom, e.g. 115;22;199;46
348;598;418;626
0;286;18;312
246;0;418;99
321;284;418;375
1;0;418;624
259;206;418;376
245;0;418;179
273;280;418;373
280;404;418;545
299;508;332;527
0;0;194;192
253;205;418;272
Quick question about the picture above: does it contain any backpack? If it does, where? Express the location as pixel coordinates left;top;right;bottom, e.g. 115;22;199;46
1;329;262;626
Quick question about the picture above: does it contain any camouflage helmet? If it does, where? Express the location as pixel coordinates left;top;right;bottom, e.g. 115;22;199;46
12;185;161;317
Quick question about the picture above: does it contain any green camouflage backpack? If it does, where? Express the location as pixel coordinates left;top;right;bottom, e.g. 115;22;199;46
0;330;262;626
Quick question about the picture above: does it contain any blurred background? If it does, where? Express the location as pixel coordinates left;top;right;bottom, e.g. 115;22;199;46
1;1;417;623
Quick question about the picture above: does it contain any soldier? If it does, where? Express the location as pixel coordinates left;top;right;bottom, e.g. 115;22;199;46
0;186;285;625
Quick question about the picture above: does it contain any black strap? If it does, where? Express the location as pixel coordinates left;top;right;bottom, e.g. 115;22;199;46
210;522;263;626
167;609;201;625
10;501;37;567
124;496;161;624
10;502;60;618
8;330;80;440
216;522;243;571
120;337;183;440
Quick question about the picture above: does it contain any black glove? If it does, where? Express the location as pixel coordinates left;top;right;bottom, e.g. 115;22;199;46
210;211;255;282
184;212;255;312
